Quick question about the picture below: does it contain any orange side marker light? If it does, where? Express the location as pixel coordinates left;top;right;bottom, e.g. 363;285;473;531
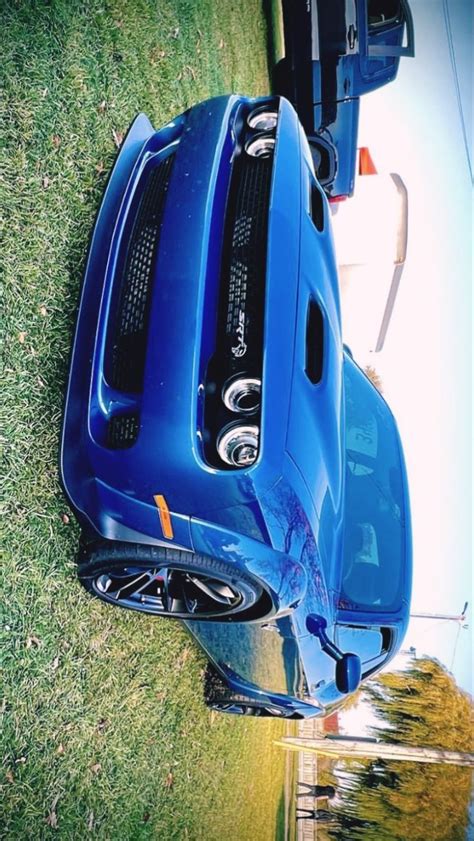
153;494;174;540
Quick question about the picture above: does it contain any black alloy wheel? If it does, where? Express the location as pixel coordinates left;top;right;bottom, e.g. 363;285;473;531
208;701;291;717
203;664;301;718
78;541;271;622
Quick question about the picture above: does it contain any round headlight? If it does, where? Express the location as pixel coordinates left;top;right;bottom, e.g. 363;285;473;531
222;376;261;415
217;423;259;467
245;135;275;159
247;107;278;133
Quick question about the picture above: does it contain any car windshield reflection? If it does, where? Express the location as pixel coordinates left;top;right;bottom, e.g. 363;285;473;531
341;358;408;612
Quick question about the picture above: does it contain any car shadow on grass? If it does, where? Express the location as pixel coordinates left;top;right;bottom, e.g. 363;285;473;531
262;0;285;73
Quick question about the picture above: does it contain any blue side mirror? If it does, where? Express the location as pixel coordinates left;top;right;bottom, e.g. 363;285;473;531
335;653;362;694
306;613;362;695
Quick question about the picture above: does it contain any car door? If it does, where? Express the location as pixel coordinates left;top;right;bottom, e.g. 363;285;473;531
356;0;415;93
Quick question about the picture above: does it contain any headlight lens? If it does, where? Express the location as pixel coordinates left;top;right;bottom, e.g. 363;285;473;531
245;135;275;159
222;376;261;415
217;423;259;467
247;107;278;133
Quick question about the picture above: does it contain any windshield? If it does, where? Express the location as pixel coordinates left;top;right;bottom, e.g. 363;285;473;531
340;357;408;612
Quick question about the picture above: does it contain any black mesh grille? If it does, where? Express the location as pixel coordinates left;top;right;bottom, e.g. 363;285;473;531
203;150;273;468
218;154;273;377
107;413;140;449
108;154;175;392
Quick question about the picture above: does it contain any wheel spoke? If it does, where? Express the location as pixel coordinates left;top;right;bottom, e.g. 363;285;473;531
114;571;151;601
134;570;166;605
92;566;244;617
164;569;187;614
181;574;199;615
185;575;237;606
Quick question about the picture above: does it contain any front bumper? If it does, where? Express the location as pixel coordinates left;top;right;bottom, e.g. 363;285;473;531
60;94;309;613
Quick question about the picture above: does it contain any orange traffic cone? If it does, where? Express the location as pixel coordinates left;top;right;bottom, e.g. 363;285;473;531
358;147;378;175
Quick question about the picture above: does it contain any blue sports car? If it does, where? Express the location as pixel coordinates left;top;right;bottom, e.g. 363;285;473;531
61;94;412;718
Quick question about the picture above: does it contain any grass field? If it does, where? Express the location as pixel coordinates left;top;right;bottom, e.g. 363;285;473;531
0;2;292;838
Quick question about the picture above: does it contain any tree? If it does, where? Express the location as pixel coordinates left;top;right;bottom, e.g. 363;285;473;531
329;658;473;841
364;365;383;393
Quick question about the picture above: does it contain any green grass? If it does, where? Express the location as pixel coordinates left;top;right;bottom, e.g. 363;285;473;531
0;1;289;838
265;0;285;66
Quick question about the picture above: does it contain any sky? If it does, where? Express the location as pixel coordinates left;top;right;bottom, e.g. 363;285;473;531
333;0;473;695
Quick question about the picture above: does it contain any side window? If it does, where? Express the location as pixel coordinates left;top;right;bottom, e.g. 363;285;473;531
336;624;393;675
335;625;383;663
367;0;402;30
360;0;413;81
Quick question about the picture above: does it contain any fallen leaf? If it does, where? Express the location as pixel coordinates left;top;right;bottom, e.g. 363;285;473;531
97;100;107;113
52;135;61;148
164;771;174;789
90;763;102;775
150;48;166;63
88;811;95;831
61;513;70;524
112;129;124;148
42;176;50;189
39;305;47;316
176;647;191;670
18;331;27;344
5;769;14;783
46;795;60;829
89;628;110;651
46;812;58;829
26;635;41;649
56;744;65;756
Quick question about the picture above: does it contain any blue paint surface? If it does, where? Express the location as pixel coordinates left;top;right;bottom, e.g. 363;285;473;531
61;94;411;718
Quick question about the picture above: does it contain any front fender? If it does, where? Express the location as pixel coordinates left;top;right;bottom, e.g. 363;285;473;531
190;517;308;615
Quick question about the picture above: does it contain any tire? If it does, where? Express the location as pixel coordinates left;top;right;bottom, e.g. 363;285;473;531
308;136;337;188
271;57;294;100
77;539;272;622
